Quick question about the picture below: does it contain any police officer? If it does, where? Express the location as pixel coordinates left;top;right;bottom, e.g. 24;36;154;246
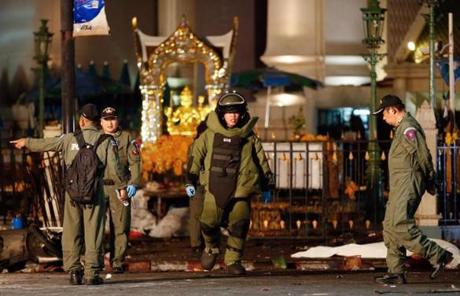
100;106;141;273
186;91;273;275
10;104;127;285
373;95;453;284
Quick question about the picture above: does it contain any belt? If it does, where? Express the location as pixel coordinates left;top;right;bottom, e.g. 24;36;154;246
103;179;115;185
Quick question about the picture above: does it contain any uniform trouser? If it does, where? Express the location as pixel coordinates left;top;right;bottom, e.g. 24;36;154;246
383;193;446;274
200;191;251;265
104;185;131;268
62;192;105;279
189;185;204;248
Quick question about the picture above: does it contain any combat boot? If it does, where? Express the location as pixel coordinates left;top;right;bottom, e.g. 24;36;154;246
201;248;218;271
430;250;453;279
227;262;246;275
112;266;124;274
375;272;407;285
85;275;104;285
69;269;83;285
191;245;203;259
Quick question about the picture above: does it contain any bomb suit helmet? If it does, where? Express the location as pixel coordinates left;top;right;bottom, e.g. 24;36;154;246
216;91;248;116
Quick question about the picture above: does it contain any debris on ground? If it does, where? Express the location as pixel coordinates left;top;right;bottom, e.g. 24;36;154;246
292;238;460;269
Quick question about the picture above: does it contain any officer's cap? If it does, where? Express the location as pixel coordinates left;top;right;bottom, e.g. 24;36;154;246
101;107;118;119
373;95;405;115
80;104;99;121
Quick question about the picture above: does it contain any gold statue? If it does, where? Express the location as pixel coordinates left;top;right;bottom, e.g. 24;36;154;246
165;86;203;136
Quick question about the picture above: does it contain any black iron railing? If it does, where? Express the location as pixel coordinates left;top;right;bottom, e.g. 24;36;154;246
2;136;458;239
437;141;460;225
250;140;391;240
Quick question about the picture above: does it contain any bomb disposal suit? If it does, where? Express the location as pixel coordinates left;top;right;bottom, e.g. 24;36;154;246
187;108;272;266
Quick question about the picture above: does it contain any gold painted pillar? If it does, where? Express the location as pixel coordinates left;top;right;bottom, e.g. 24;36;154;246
140;85;162;143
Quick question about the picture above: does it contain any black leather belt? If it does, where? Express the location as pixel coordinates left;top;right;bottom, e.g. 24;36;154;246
103;179;115;185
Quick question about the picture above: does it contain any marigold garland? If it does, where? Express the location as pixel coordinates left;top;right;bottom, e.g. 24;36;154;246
141;135;193;180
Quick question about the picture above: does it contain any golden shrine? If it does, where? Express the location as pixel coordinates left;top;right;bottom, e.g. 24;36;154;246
132;16;238;143
164;86;207;137
133;16;367;238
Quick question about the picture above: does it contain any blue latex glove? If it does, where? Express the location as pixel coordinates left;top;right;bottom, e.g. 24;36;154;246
127;185;137;198
262;191;272;204
185;184;196;198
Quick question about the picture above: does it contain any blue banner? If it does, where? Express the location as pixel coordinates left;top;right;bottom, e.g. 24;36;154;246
73;0;110;36
437;59;460;85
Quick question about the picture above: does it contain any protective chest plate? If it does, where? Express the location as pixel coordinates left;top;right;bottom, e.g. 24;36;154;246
209;133;243;208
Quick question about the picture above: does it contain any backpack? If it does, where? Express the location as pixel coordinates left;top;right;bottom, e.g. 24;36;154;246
65;130;112;204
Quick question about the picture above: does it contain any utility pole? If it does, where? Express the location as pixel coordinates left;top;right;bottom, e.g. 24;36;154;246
361;0;386;225
448;12;455;125
33;20;52;137
60;0;75;133
428;1;437;109
419;0;439;109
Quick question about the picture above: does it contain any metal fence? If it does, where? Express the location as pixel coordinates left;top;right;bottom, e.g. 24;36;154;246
2;136;459;240
250;140;391;240
252;138;460;240
437;141;460;226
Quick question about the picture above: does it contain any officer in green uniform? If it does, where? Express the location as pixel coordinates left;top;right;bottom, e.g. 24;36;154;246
186;91;273;275
10;104;128;285
373;95;453;284
100;107;141;273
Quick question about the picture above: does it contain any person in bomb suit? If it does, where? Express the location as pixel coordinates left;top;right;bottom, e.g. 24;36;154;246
186;91;273;275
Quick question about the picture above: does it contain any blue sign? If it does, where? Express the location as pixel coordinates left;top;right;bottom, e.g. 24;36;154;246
74;0;105;24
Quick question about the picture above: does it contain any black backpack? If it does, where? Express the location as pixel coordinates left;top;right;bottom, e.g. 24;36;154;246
65;130;112;204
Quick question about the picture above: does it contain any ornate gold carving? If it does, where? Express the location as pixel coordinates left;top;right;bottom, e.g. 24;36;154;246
133;16;237;143
165;86;207;136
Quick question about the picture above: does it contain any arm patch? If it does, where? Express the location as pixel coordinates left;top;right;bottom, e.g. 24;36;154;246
131;139;140;155
404;127;417;141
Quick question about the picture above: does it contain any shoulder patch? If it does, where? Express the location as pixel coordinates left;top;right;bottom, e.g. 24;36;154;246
131;139;140;156
404;127;417;141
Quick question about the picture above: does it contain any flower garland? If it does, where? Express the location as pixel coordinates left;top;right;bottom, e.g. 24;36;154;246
141;135;193;181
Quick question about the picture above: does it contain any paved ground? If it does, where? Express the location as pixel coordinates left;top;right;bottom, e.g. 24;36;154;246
1;271;460;295
124;236;389;272
2;235;460;295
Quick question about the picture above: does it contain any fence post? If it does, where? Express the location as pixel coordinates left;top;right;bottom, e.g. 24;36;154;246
415;100;442;237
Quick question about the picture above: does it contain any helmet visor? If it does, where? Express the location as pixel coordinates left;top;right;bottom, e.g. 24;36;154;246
218;93;246;113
